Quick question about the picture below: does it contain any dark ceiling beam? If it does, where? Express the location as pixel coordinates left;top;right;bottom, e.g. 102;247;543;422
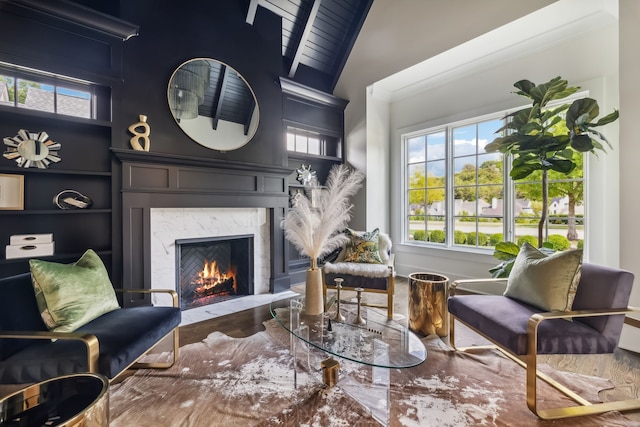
243;101;255;136
211;66;231;130
245;0;259;24
288;0;321;79
246;0;283;25
2;0;139;40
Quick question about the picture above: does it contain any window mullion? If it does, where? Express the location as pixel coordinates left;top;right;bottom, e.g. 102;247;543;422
445;126;454;247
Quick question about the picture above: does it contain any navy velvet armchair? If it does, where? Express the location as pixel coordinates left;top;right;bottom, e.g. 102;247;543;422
0;272;181;385
448;262;640;419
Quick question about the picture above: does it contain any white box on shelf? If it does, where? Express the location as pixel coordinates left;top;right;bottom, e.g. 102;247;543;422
10;233;54;245
6;242;55;259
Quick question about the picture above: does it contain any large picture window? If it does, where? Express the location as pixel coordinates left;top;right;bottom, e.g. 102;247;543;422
404;113;584;251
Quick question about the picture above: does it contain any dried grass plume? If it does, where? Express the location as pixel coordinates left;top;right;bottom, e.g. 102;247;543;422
281;164;364;267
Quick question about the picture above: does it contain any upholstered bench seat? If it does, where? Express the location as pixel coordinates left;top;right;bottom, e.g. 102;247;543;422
448;295;618;356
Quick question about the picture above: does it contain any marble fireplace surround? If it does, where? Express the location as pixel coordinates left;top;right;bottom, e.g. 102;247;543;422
150;208;295;325
114;149;295;324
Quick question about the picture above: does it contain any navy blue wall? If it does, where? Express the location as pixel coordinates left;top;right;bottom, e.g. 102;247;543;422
116;0;286;166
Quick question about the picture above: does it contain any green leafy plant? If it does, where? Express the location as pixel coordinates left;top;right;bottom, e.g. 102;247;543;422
489;233;503;246
547;234;570;251
429;229;445;243
412;230;427;241
516;235;538;248
489;241;556;278
454;230;467;244
485;76;619;247
466;231;488;246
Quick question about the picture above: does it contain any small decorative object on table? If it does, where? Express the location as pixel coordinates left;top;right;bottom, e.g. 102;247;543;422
281;164;364;315
354;287;365;325
3;129;61;169
333;278;346;322
54;189;93;209
127;114;151;151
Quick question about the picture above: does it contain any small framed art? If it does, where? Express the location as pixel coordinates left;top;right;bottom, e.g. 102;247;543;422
0;174;24;210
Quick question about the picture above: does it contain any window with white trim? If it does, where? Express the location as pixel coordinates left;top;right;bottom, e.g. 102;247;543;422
0;63;98;120
286;127;342;159
404;111;584;251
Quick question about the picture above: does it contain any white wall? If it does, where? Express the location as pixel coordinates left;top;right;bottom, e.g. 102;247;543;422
335;0;557;232
386;22;619;282
618;0;640;352
336;0;638;351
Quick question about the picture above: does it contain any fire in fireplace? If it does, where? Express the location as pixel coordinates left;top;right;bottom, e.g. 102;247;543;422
176;235;254;310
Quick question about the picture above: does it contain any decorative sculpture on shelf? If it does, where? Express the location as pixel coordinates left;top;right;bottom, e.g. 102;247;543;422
53;189;93;210
3;129;61;169
127;114;151;151
296;164;317;186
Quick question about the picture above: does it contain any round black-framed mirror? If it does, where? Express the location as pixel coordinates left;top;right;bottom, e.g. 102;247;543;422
167;58;259;151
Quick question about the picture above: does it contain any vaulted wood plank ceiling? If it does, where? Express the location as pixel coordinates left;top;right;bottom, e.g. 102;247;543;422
247;0;373;93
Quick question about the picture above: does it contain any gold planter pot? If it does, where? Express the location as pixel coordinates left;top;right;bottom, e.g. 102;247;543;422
408;272;450;337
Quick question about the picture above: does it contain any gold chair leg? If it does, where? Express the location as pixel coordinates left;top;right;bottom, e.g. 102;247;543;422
132;327;180;370
524;331;640;419
387;275;395;319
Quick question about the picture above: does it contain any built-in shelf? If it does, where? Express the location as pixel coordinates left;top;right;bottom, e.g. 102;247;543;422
0;105;113;129
0;209;111;215
0;250;112;265
0;167;111;176
0;106;113;275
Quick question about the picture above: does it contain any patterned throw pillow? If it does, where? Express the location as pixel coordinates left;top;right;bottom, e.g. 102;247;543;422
30;249;120;332
503;242;583;312
343;228;384;264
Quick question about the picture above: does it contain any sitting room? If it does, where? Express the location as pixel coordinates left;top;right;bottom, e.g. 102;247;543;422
1;0;639;425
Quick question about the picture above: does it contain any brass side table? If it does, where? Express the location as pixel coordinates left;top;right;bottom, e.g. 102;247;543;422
408;272;449;337
0;373;109;426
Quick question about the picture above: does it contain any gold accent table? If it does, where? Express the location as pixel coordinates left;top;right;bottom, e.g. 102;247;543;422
408;272;450;337
0;373;108;426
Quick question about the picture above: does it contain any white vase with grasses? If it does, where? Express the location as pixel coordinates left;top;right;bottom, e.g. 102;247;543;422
281;164;364;315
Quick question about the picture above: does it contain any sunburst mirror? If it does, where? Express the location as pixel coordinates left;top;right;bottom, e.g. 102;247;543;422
3;129;61;169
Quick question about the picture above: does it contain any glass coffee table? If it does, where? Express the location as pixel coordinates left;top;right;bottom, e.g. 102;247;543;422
270;295;426;425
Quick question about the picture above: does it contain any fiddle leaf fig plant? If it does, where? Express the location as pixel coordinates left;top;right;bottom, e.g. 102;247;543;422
485;76;619;250
489;241;556;278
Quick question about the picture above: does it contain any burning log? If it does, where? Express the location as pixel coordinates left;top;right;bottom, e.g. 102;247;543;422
195;276;235;297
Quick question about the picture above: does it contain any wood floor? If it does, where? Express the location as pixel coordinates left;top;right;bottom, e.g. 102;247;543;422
180;277;640;422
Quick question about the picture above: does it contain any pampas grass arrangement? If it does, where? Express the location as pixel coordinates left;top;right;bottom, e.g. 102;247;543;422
281;163;364;269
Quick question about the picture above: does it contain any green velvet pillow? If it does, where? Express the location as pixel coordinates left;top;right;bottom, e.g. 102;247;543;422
30;249;120;333
504;242;583;312
343;228;383;264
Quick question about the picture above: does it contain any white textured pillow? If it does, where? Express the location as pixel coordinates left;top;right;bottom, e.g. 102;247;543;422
504;242;583;312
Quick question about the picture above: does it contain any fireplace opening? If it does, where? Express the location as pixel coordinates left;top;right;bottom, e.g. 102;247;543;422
176;235;254;311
